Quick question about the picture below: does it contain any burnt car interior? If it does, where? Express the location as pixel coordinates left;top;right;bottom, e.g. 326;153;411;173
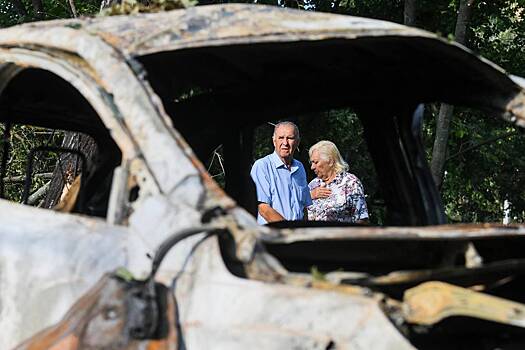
0;67;121;217
138;38;525;347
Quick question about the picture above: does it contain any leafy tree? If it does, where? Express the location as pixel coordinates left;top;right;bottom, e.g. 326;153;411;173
421;1;525;223
1;0;99;27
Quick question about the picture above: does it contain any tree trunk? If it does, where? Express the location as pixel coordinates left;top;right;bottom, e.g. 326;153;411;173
454;0;475;44
68;0;78;18
31;0;45;19
430;0;475;189
42;132;98;209
404;0;416;26
430;104;454;189
99;0;121;10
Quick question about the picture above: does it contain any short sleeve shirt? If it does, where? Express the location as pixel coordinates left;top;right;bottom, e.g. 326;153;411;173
307;172;368;223
250;152;312;224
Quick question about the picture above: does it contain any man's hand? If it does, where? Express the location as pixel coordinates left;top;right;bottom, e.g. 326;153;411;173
310;184;331;200
258;203;285;223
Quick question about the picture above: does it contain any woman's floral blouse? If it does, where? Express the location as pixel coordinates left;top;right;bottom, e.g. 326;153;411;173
307;172;369;222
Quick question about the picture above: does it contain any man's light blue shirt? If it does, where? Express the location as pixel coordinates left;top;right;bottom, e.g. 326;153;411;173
250;152;312;224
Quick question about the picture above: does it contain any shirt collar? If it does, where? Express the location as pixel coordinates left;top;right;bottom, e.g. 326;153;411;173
271;151;299;172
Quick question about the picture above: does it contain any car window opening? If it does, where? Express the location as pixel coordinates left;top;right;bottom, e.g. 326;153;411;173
138;40;449;227
0;67;122;218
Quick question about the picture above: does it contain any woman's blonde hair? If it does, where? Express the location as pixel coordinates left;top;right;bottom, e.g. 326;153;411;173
309;140;348;174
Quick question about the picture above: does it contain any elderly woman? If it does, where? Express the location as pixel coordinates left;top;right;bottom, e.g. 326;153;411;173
307;140;369;223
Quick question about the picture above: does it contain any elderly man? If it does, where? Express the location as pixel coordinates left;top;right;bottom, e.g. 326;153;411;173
250;121;312;224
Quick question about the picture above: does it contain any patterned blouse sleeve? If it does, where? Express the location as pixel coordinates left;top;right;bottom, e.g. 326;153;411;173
353;177;369;221
345;173;369;222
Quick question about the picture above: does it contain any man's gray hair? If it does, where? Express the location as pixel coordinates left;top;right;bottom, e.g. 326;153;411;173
273;121;300;140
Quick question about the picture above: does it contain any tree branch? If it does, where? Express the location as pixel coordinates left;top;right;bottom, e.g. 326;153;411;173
404;0;416;26
3;172;54;183
430;0;476;189
28;181;50;205
31;0;45;19
431;103;454;188
455;0;476;45
68;0;78;17
446;131;519;163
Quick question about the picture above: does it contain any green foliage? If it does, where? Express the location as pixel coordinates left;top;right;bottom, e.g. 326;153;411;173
114;266;136;281
423;106;525;223
0;1;20;27
0;0;99;27
418;0;525;223
471;0;525;76
100;0;196;16
335;0;402;22
0;124;63;203
310;265;327;281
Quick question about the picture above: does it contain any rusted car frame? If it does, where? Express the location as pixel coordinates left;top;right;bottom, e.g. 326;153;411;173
0;4;525;349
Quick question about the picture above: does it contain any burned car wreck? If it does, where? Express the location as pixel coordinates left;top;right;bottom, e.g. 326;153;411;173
1;4;525;349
